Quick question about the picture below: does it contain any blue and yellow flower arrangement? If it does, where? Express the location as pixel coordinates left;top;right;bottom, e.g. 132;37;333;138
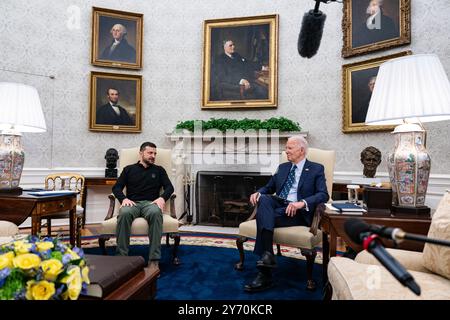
0;236;90;300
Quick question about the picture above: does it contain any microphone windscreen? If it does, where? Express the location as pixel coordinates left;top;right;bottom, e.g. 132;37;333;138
344;218;370;245
297;10;327;58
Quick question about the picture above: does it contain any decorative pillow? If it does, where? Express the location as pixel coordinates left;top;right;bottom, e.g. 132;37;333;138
423;190;450;279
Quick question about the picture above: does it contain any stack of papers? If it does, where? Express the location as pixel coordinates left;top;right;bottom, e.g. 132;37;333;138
326;202;366;214
27;190;79;196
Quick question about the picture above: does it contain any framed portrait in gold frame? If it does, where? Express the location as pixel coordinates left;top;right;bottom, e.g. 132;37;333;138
89;71;142;133
91;7;143;69
202;14;278;109
342;51;411;133
342;0;411;58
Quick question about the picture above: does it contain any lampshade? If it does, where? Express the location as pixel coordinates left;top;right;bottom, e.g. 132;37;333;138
0;82;47;133
365;54;450;126
364;54;450;213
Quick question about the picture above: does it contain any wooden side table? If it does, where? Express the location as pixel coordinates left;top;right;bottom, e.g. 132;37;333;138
0;192;78;246
81;177;117;227
320;209;431;286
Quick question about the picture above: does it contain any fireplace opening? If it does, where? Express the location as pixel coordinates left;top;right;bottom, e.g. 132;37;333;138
196;171;271;227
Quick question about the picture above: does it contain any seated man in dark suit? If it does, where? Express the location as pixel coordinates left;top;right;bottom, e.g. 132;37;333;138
96;88;134;126
245;135;329;292
212;39;268;101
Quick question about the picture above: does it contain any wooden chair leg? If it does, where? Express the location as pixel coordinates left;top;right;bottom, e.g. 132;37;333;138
276;244;282;256
166;233;170;247
98;236;110;255
47;218;52;237
234;236;248;271
76;216;82;248
323;281;333;300
170;233;181;265
301;248;317;291
81;212;86;229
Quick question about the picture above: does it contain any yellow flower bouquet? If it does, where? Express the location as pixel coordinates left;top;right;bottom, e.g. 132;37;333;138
0;236;90;300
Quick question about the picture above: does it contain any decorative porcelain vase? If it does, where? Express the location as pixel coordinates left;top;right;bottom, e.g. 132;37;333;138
0;133;24;190
387;124;430;207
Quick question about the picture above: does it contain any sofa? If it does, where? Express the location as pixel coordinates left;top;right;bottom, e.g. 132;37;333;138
0;220;19;245
327;190;450;300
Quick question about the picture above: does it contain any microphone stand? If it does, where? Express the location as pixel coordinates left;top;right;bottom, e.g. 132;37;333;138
314;0;321;13
397;230;450;247
377;226;450;247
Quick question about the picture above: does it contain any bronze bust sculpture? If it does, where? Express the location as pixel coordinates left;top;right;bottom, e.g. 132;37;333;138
105;148;119;178
360;146;381;178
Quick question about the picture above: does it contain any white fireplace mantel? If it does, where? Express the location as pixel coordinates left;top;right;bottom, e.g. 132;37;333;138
166;130;308;224
166;130;308;155
166;130;308;140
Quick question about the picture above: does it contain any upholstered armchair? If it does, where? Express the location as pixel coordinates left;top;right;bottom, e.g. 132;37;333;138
98;147;181;265
327;190;450;300
235;148;336;291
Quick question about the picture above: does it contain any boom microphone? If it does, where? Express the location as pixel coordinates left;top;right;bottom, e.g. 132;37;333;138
344;218;421;295
297;0;327;58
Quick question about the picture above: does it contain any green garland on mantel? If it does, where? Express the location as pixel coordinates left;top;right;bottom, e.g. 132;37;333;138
175;117;301;132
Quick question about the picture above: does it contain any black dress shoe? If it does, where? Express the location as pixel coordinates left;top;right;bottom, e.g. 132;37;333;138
256;251;277;269
244;272;274;292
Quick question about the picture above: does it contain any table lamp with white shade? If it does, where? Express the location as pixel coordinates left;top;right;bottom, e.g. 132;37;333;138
0;82;47;193
365;54;450;214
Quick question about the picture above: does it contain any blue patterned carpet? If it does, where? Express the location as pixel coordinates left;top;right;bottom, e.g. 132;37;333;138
84;241;323;300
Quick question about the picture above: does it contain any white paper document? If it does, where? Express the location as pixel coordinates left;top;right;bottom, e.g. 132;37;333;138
27;190;79;196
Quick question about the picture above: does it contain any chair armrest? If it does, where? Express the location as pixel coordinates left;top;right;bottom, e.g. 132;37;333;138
355;249;431;274
104;194;116;221
245;205;257;221
106;194;177;220
310;203;325;236
168;193;176;218
243;201;326;229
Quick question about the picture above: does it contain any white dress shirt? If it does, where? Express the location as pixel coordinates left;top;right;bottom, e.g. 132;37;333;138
286;158;309;211
110;102;121;116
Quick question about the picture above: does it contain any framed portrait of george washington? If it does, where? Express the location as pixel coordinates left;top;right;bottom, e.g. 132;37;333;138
91;7;143;69
342;0;411;58
89;71;142;133
342;51;411;133
202;14;278;109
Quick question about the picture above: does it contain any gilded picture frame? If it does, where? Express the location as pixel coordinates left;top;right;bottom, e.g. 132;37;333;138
342;51;411;133
89;71;142;133
202;14;278;109
91;7;143;69
342;0;411;58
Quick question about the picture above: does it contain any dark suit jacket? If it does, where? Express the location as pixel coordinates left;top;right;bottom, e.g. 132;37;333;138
352;95;371;124
257;159;329;226
215;52;257;89
96;103;133;126
100;38;136;63
211;52;267;100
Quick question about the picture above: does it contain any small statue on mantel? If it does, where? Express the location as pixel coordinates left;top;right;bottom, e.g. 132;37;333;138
104;148;119;178
360;146;382;178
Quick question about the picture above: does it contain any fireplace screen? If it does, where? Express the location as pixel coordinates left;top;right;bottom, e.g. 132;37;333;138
196;171;271;227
